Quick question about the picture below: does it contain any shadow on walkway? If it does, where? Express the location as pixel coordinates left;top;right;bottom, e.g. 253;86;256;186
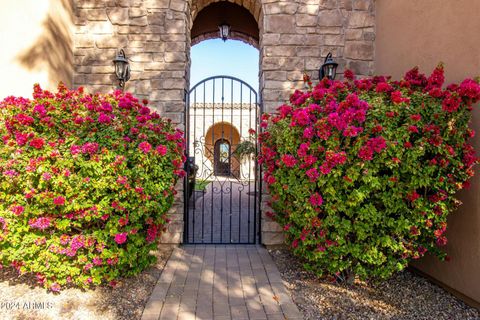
141;245;303;320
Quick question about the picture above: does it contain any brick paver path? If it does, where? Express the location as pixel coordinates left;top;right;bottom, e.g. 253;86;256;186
142;245;303;320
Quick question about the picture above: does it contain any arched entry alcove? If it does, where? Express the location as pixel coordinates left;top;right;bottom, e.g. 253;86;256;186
184;0;263;245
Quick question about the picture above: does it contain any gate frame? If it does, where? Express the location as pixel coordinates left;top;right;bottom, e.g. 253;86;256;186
183;75;262;245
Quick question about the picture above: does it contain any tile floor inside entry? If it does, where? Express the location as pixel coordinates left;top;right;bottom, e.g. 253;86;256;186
141;245;302;320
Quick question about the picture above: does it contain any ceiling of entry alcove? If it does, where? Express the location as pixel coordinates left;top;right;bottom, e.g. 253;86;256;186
191;2;259;45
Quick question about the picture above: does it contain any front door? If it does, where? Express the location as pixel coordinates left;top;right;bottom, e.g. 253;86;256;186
214;139;231;176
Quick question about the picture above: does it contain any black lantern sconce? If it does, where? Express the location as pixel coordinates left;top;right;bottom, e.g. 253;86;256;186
113;49;131;89
319;52;338;80
218;23;231;42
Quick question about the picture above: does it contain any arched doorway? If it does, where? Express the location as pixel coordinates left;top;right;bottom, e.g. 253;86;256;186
204;122;241;178
184;0;262;245
214;138;231;176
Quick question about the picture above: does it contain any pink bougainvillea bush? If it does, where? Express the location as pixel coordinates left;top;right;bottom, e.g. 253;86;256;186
259;65;480;281
0;84;185;291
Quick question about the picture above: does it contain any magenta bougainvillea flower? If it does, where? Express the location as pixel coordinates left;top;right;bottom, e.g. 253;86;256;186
138;141;152;153
156;144;167;156
53;196;65;206
50;283;61;292
114;233;127;244
97;113;112;124
92;257;102;266
29;138;45;149
28;217;51;230
10;205;25;216
309;193;323;207
81;142;99;155
281;154;297;168
42;172;52;181
116;176;128;185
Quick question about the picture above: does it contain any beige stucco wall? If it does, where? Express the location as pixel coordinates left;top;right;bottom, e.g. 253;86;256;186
376;0;480;307
0;0;73;99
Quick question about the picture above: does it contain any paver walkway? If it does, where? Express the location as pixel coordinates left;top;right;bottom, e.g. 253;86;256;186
142;245;303;320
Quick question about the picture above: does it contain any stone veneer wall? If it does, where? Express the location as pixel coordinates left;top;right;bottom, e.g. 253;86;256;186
72;0;375;245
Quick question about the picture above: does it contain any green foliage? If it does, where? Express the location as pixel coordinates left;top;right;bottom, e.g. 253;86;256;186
233;140;256;160
194;180;210;191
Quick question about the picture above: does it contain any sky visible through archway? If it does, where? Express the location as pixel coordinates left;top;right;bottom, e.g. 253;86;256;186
190;39;259;103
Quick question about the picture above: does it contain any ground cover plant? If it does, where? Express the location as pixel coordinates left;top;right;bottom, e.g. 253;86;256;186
259;65;480;281
0;84;185;291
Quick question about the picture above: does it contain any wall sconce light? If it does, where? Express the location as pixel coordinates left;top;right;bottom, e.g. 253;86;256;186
319;52;338;80
218;23;231;42
113;49;131;89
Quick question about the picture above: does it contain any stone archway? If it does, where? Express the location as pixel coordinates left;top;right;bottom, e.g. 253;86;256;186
190;2;260;48
187;0;263;49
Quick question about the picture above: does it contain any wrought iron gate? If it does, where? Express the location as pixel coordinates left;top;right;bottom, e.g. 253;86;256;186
184;76;261;244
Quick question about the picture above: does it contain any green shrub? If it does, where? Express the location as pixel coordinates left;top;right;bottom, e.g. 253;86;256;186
0;84;185;291
259;65;479;281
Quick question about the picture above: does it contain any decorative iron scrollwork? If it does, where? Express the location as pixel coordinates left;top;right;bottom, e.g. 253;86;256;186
184;76;262;244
